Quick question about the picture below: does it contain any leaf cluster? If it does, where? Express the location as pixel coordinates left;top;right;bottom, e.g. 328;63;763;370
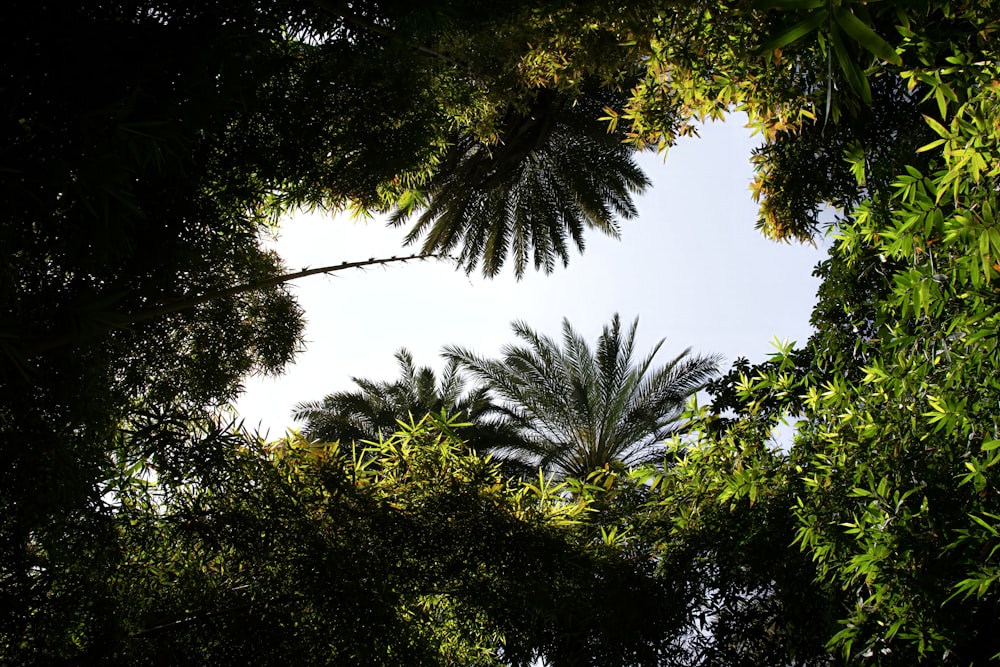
6;413;680;665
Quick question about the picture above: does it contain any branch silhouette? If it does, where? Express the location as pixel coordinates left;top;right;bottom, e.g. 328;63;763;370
312;0;474;73
23;253;442;357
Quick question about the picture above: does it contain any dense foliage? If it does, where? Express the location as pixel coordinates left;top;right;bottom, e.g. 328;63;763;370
106;414;679;666
6;0;1000;664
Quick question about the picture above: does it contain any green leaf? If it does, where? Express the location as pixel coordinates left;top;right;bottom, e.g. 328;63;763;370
844;143;867;184
831;27;872;103
917;138;946;153
833;6;903;66
754;8;829;54
923;114;950;138
969;513;1000;536
396;189;425;214
935;84;950;119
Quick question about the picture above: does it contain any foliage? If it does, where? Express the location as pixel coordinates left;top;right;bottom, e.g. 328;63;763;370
292;348;527;457
11;0;1000;664
446;314;721;480
1;1;467;659
7;413;680;665
391;87;651;277
679;4;1000;660
641;406;845;667
464;1;1000;662
500;2;1000;662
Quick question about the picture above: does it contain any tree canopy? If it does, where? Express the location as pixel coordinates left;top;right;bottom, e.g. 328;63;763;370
109;414;680;667
6;0;1000;664
446;315;721;480
390;87;651;277
292;348;527;457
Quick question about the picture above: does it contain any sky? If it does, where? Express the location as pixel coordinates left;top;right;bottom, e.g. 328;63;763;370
234;115;832;438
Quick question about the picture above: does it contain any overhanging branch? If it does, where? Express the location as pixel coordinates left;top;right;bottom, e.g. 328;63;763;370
312;0;474;73
24;253;443;356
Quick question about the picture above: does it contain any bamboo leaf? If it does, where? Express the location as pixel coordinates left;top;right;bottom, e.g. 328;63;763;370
916;138;946;153
833;6;903;66
754;9;829;54
983;440;1000;452
831;27;872;103
923;114;951;139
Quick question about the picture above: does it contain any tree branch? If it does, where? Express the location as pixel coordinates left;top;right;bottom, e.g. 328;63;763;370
24;253;443;356
312;0;474;73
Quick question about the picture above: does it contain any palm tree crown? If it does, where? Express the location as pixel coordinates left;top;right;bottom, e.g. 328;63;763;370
292;348;521;452
444;315;721;480
390;88;651;278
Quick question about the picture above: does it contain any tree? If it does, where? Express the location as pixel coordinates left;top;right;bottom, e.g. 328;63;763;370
629;4;1000;661
12;1;1000;663
292;348;525;456
630;409;847;667
0;1;481;657
95;414;679;666
504;3;1000;661
446;314;721;480
391;87;652;278
4;2;677;657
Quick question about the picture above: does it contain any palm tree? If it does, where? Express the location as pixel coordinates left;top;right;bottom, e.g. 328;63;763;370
292;348;523;453
444;315;721;480
390;88;651;278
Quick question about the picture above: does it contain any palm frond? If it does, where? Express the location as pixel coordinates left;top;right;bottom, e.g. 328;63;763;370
447;314;720;480
295;347;524;453
390;89;650;278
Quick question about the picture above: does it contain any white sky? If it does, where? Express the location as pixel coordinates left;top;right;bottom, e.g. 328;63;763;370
234;116;831;438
